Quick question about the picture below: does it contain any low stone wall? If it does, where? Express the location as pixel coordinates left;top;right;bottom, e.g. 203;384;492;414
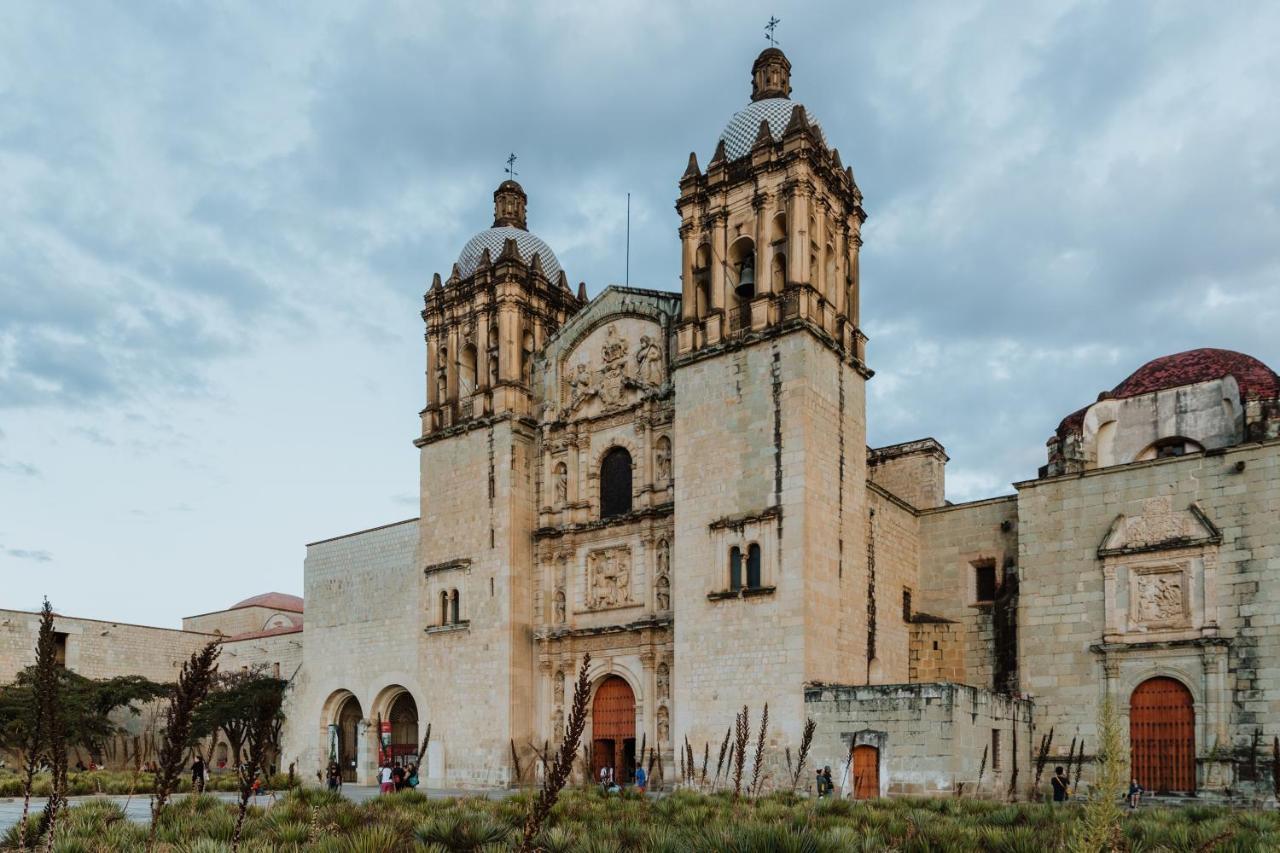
804;681;1033;798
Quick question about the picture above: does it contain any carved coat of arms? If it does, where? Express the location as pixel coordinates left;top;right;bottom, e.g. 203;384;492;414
565;324;665;415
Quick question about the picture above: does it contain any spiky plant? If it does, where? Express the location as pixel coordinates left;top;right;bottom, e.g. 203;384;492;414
714;727;731;789
37;598;68;852
1273;736;1280;805
518;653;591;853
732;706;749;799
510;739;524;786
16;600;56;852
1072;739;1087;794
230;674;287;852
977;744;989;795
749;703;769;798
790;718;817;792
417;722;432;780
1031;727;1054;801
149;640;220;850
1068;696;1126;853
700;741;709;788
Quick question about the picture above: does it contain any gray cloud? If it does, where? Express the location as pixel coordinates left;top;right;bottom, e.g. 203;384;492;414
3;547;53;563
0;1;1276;535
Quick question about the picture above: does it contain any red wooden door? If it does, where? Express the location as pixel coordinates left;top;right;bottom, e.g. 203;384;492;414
591;677;635;782
852;745;879;799
1130;677;1196;793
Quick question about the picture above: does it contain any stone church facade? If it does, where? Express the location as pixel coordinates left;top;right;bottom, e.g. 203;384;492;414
11;46;1276;799
279;47;1280;798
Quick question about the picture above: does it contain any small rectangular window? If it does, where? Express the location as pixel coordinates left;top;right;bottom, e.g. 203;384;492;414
974;561;997;603
53;632;68;668
746;544;762;589
272;662;281;679
902;589;912;622
729;547;742;591
991;729;1001;770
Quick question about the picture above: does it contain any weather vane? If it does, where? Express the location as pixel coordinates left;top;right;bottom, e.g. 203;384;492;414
765;16;780;47
505;152;518;180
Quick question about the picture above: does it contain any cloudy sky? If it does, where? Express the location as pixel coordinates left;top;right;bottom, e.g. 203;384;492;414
2;1;1277;627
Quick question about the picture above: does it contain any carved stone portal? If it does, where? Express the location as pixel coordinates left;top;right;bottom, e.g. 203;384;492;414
587;547;632;609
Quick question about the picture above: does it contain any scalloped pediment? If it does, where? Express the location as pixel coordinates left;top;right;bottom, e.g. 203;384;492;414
1098;497;1221;556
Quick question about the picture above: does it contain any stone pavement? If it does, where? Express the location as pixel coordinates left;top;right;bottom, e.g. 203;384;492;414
0;786;514;833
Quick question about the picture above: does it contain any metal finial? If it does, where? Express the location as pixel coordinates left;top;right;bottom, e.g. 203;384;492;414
765;16;780;47
505;152;518;179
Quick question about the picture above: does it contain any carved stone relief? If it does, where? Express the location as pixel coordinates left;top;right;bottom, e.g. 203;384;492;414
656;706;670;744
1130;567;1187;627
587;547;632;609
562;322;666;418
553;588;567;624
655;539;671;611
553;462;568;506
656;662;669;699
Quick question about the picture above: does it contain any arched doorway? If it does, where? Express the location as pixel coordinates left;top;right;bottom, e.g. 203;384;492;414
1130;677;1196;793
851;745;879;799
385;692;419;766
337;695;363;783
591;676;636;784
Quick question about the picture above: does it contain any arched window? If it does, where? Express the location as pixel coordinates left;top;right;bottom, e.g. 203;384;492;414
449;589;460;624
772;252;786;291
746;544;762;589
599;447;633;519
694;243;711;315
729;546;742;591
460;343;478;395
439;591;450;625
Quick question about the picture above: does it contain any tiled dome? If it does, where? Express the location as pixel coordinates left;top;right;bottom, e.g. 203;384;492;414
1057;348;1280;434
717;98;826;161
231;592;303;612
455;226;563;281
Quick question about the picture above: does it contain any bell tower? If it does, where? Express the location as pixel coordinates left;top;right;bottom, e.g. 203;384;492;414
675;47;866;364
671;47;873;761
419;180;582;438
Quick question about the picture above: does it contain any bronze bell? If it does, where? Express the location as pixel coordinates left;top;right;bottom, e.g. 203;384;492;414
735;258;756;299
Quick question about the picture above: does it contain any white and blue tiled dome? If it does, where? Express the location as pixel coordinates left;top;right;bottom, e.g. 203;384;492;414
452;179;564;282
456;226;563;281
713;46;824;162
718;98;826;161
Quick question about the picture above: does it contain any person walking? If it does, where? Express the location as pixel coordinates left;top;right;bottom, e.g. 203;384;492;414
1050;765;1069;804
192;756;206;793
815;768;826;797
634;764;647;794
406;762;420;790
326;761;341;792
378;761;394;794
822;766;834;798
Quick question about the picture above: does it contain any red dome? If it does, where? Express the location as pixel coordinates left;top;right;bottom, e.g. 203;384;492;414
1058;348;1280;435
231;592;303;612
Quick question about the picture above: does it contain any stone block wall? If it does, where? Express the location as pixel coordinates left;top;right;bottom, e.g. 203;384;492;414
909;621;965;684
804;682;1033;798
1015;438;1280;791
867;438;947;511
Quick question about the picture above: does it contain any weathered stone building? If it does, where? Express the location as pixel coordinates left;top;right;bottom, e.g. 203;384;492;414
11;45;1278;800
282;46;1280;799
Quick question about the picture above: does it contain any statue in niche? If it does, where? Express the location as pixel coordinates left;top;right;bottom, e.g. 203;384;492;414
656;539;670;579
656;706;670;744
554;463;568;506
635;335;663;386
656;662;669;699
553;588;566;624
587;548;632;609
487;353;499;388
1136;573;1183;623
656;574;670;611
654;439;671;484
552;707;564;738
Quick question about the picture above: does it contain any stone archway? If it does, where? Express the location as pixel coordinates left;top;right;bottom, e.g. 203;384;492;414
336;695;364;783
1131;676;1196;793
591;676;636;784
385;691;419;766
